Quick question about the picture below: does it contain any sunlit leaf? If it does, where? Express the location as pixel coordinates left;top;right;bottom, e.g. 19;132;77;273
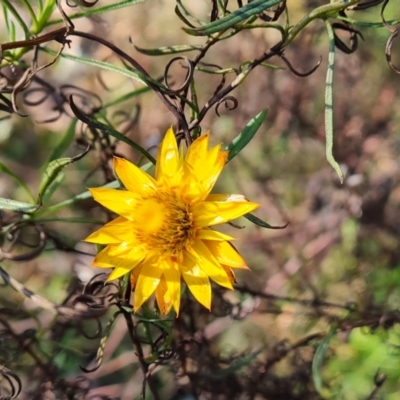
0;197;37;212
225;110;267;161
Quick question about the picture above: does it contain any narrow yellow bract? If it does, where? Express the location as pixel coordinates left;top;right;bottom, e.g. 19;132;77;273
84;128;260;315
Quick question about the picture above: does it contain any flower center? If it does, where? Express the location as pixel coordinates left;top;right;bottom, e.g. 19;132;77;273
134;192;195;255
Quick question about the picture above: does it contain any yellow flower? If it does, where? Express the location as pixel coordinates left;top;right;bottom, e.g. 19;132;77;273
84;128;260;315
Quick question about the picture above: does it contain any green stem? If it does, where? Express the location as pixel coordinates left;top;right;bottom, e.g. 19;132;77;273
282;0;360;48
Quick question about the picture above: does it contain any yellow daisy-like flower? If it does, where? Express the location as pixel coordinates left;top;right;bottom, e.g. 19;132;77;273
84;128;260;315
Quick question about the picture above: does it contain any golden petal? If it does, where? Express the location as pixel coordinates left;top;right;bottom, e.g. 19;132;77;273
107;266;132;280
185;131;210;165
84;216;133;244
92;244;145;270
89;187;138;220
130;264;142;289
204;240;249;269
187;240;233;290
162;260;181;314
196;228;235;241
113;157;156;194
183;145;228;202
134;260;163;312
193;200;260;227
181;253;211;310
155;127;181;182
155;276;171;316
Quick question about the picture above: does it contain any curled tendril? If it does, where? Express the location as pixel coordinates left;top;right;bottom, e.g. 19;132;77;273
351;0;385;10
385;30;400;74
164;56;194;95
331;23;364;54
66;0;98;7
215;95;238;117
78;316;103;340
0;223;46;262
198;61;228;97
380;0;400;74
210;0;219;22
10;42;67;116
0;265;109;318
112;105;141;136
0;365;22;399
80;311;121;373
257;0;287;22
23;77;102;123
279;54;322;77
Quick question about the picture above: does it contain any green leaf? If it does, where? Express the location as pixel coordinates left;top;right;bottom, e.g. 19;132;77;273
1;0;30;39
134;44;202;56
244;213;288;230
48;119;78;162
42;172;64;204
47;0;146;26
225;110;267;161
312;326;336;394
0;162;35;203
0;198;37;212
38;147;90;201
183;0;283;36
103;86;152;108
43;48;161;88
324;20;344;183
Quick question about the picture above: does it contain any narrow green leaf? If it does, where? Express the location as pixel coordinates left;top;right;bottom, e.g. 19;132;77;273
175;0;204;27
134;44;202;56
48;119;78;162
1;0;30;39
244;213;288;230
42;48;160;88
225;110;267;161
42;172;64;204
325;21;343;183
0;198;37;212
103;86;152;108
183;0;283;36
38;147;89;200
312;326;336;394
47;0;146;26
0;162;35;203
